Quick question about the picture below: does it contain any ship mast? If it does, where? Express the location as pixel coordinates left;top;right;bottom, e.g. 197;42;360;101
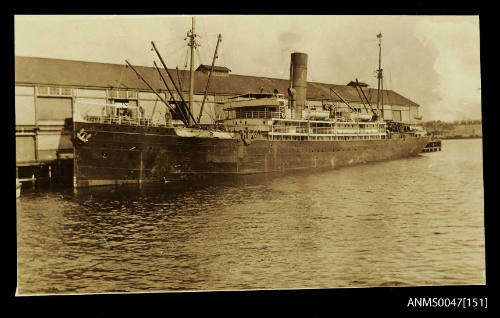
198;34;222;123
186;17;199;126
376;32;383;121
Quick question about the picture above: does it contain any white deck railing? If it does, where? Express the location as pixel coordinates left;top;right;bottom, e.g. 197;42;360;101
232;111;282;119
270;121;386;137
84;115;169;127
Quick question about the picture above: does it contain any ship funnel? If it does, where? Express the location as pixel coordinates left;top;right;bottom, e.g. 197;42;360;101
288;52;308;119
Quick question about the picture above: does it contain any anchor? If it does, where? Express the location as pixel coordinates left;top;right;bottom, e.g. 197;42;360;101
76;128;93;144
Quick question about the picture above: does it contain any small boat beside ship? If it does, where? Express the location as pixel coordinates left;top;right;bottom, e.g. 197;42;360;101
70;19;430;187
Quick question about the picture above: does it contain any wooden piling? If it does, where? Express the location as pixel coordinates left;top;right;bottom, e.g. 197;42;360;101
139;151;143;185
422;139;442;153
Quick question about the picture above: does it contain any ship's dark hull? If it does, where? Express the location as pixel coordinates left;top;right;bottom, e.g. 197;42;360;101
73;122;430;187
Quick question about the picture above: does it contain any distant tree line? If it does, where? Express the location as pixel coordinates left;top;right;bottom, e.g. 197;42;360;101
422;119;482;130
422;119;482;138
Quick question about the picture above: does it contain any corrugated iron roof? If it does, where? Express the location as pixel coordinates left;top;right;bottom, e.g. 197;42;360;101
15;56;419;107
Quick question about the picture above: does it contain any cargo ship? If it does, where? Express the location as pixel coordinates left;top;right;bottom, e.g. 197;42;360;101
71;21;429;188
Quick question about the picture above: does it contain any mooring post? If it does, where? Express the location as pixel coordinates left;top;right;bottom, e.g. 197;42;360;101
31;168;35;187
139;151;143;185
57;153;62;181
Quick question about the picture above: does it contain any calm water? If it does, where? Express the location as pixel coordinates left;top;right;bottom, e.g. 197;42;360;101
16;139;485;294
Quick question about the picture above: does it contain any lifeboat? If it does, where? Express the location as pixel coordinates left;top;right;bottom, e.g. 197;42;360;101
351;113;373;121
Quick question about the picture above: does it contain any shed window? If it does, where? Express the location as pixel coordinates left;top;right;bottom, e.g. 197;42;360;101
49;87;59;95
108;89;138;100
37;86;49;95
37;86;72;96
118;90;128;99
61;88;72;96
215;95;227;103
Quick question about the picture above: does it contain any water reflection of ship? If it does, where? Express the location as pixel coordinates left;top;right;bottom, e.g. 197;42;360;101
73;173;274;200
71;19;429;187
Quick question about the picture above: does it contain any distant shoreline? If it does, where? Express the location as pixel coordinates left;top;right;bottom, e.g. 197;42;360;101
437;136;482;140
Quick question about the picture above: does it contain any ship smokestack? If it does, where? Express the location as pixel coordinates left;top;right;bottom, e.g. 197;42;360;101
288;52;308;120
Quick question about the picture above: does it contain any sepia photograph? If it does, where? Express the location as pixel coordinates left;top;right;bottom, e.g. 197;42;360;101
14;15;484;296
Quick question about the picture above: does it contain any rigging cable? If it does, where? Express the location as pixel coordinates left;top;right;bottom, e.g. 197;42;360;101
385;74;391;106
116;64;128;89
195;46;204;67
178;45;190;92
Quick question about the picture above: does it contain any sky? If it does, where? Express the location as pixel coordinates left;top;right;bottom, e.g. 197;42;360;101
14;15;482;121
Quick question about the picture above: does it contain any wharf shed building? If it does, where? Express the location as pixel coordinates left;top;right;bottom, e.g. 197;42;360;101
15;56;421;170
